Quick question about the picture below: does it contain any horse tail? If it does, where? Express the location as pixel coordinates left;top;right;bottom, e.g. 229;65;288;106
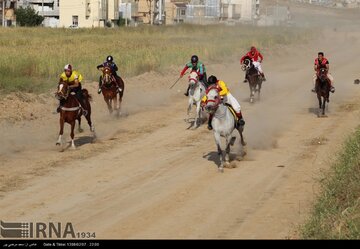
82;89;92;102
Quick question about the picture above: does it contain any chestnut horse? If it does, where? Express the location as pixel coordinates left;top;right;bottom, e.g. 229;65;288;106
315;66;331;117
55;81;95;149
241;56;263;103
100;66;125;116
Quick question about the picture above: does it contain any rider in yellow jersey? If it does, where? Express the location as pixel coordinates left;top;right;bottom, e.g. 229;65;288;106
56;64;87;113
201;75;245;130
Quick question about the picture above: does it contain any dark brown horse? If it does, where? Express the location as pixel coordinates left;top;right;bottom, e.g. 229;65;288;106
241;56;263;103
55;81;95;149
100;66;125;116
315;66;331;117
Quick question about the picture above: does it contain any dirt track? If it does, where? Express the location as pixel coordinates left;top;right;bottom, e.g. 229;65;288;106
1;15;360;238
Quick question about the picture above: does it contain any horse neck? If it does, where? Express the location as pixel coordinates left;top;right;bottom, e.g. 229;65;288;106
63;94;80;107
189;81;199;94
213;103;228;119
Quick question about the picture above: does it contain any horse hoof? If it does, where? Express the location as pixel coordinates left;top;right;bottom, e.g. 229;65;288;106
218;167;224;173
78;128;84;133
56;142;61;146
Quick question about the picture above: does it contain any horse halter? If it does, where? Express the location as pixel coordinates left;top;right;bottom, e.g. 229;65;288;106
205;87;221;114
102;66;114;85
56;82;69;100
318;67;328;80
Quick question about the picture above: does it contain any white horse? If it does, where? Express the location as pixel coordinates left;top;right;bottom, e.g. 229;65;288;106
187;71;206;127
204;87;246;172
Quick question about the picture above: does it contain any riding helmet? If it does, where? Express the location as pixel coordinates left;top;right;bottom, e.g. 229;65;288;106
106;55;114;62
64;64;72;71
191;55;198;63
208;75;218;85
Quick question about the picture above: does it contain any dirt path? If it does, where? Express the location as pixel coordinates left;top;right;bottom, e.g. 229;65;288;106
1;27;360;239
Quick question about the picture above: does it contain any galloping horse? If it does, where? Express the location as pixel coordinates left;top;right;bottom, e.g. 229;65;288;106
100;66;125;115
55;81;95;149
204;86;246;172
187;71;206;127
241;56;263;103
315;66;331;117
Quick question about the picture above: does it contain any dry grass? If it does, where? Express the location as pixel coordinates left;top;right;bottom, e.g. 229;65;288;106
0;24;311;94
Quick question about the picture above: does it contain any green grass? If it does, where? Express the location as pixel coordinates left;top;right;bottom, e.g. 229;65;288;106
301;127;360;239
0;24;311;94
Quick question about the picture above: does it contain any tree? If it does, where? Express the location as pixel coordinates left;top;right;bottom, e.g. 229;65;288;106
15;6;44;27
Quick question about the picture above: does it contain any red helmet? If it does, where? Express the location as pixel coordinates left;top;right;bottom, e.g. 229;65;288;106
250;46;256;52
64;64;72;71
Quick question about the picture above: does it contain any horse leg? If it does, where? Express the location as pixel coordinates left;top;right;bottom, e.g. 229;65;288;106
257;82;262;100
104;97;112;114
114;96;119;117
237;126;247;146
322;97;326;116
56;117;64;146
70;121;76;149
317;94;322;117
195;101;201;127
214;132;224;173
249;83;254;103
225;136;232;165
187;98;192;116
77;116;83;133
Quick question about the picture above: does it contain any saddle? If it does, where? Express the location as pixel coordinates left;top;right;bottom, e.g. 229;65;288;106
224;103;238;128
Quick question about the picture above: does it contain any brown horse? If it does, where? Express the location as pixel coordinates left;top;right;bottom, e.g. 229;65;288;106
315;66;331;117
100;66;125;116
55;81;95;149
241;56;263;103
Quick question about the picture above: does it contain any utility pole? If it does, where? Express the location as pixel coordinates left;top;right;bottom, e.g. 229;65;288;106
2;0;5;27
125;0;128;26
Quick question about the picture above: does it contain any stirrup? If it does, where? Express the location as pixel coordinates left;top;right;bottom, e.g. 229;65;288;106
243;79;248;83
184;92;189;96
82;109;88;116
330;87;335;93
97;88;102;94
311;88;316;93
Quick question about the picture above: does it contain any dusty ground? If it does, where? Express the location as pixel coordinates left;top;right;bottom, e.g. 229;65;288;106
1;6;360;239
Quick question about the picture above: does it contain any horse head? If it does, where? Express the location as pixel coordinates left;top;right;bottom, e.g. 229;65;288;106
102;66;115;86
56;80;69;100
241;56;253;71
188;71;199;89
205;86;221;114
318;66;328;81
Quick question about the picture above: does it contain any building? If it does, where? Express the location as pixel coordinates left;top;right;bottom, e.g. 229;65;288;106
59;0;119;28
17;0;60;27
0;0;16;26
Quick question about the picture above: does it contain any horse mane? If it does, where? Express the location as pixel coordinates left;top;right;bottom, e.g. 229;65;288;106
206;85;220;95
243;55;252;61
82;89;92;102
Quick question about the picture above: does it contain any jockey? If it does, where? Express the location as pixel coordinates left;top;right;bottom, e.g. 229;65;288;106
240;46;266;82
312;52;335;93
201;75;245;130
180;55;207;96
56;64;87;113
96;55;121;94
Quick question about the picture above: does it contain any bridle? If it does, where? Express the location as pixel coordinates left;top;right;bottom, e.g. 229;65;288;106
241;58;252;71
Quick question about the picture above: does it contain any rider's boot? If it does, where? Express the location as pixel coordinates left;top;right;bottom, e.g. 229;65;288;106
330;83;335;93
98;76;102;94
77;92;88;116
243;74;248;83
260;72;266;81
184;85;190;96
207;114;213;130
236;112;245;128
